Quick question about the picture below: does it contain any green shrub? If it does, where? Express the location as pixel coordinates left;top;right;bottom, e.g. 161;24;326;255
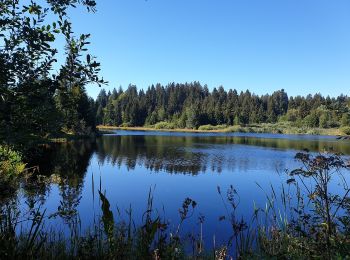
277;115;288;122
306;128;321;135
319;113;330;128
224;125;244;133
0;145;26;177
303;112;319;128
120;122;132;127
154;121;175;129
341;113;350;127
216;124;228;129
340;126;350;135
285;108;298;122
198;124;227;131
143;124;155;128
198;124;215;130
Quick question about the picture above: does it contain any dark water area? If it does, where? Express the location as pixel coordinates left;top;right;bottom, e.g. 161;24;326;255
8;131;350;246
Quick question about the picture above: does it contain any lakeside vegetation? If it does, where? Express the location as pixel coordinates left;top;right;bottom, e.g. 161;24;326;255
98;122;348;136
96;84;350;137
1;151;350;259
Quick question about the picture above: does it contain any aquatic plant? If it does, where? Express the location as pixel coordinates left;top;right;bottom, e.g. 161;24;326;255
257;151;350;258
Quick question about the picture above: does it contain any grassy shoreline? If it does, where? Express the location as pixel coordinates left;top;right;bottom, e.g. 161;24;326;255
98;125;226;133
97;123;348;136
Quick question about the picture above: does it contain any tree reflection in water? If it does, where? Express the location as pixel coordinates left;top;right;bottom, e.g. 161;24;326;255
2;133;350;243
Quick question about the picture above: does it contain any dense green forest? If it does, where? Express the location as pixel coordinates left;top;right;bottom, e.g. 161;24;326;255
96;83;350;131
1;0;349;152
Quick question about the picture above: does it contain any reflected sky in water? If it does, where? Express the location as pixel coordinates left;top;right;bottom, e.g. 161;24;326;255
13;131;350;246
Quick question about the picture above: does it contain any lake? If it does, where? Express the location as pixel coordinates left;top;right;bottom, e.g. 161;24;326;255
11;131;350;247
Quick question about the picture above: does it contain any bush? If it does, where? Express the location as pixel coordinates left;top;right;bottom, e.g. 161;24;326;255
198;124;214;130
319;113;330;128
198;124;227;131
340;126;350;135
0;145;26;177
120;122;132;127
306;128;321;135
285;109;299;122
303;112;319;127
224;125;244;133
154;121;175;129
341;113;350;127
278;115;288;122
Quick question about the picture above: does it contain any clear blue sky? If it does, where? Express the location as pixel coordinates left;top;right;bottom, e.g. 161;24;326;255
66;0;350;99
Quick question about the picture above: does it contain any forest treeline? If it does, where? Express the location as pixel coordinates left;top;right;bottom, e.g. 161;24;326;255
95;82;350;130
1;0;350;158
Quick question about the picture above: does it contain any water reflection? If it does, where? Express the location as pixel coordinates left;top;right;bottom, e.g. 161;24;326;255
3;132;350;246
94;133;350;175
22;133;350;181
34;140;96;177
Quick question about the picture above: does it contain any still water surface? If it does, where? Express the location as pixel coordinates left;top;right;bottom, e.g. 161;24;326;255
16;131;350;245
